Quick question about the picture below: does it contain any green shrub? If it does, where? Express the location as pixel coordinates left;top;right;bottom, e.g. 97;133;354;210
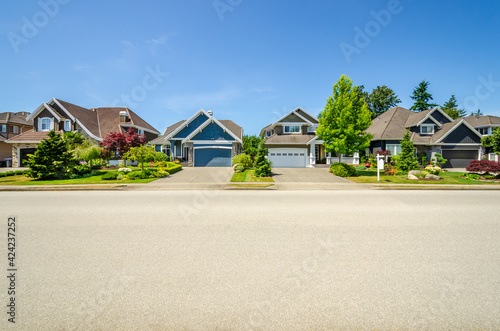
101;171;120;180
484;174;495;179
330;162;357;177
127;171;149;180
355;165;366;170
14;170;26;175
156;170;170;178
235;165;245;173
118;167;132;173
232;154;253;168
425;165;441;175
465;173;481;180
5;171;16;176
0;173;6;178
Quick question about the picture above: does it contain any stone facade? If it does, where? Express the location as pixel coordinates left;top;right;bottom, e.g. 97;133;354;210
187;142;194;167
11;143;39;167
231;142;241;158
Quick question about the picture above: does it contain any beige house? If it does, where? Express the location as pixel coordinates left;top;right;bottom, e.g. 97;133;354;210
6;98;159;167
0;112;33;165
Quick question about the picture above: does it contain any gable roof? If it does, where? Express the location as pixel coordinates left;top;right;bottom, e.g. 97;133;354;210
23;98;159;141
463;115;500;127
265;133;317;145
5;129;53;143
0;112;32;126
182;117;242;143
367;106;481;145
164;108;210;140
432;118;483;143
260;107;318;136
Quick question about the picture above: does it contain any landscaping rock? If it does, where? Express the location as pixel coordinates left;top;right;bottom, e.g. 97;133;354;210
425;174;440;180
408;174;419;180
408;170;421;176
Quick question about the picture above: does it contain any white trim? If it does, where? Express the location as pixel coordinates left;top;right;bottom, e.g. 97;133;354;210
193;146;232;150
182;117;242;144
27;103;62;122
5;140;42;144
271;107;315;127
283;124;302;134
120;124;159;135
191;140;234;144
417;114;441;127
165;108;211;140
50;98;76;121
64;119;71;131
435;119;484;143
420;124;435;135
306;136;320;145
74;119;103;141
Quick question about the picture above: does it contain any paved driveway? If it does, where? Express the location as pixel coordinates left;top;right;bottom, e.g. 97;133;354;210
271;167;353;183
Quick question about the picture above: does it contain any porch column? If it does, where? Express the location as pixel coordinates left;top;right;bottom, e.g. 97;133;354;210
326;152;331;165
309;143;316;167
187;142;194;167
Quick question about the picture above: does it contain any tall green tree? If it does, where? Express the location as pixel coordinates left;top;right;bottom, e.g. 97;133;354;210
396;130;419;174
26;131;75;179
366;85;401;118
316;75;373;163
442;94;466;119
124;145;157;172
74;140;104;168
410;80;437;112
253;142;271;177
243;135;262;159
481;128;500;154
470;109;483;116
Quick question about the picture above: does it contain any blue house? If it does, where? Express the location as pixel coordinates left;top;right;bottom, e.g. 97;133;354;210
149;109;243;167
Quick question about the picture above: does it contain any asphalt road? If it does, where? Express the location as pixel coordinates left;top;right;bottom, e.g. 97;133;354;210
0;190;499;330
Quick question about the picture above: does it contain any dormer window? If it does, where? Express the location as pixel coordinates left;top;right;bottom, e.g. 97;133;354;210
308;125;318;133
119;110;129;123
39;117;52;131
420;124;434;135
64;120;71;131
284;125;300;134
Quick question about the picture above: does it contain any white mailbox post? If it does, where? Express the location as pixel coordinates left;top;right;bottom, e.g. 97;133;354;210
376;154;385;181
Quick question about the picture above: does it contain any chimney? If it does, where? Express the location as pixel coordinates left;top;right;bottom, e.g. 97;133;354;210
119;110;129;123
207;110;213;116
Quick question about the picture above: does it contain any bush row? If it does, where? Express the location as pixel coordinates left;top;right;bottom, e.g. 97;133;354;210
0;170;28;178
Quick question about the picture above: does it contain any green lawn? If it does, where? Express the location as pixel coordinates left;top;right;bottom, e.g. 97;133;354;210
230;169;274;182
348;170;500;185
0;172;157;186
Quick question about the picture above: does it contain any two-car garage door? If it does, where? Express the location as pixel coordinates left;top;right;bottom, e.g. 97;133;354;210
268;148;307;168
442;149;478;168
194;147;232;167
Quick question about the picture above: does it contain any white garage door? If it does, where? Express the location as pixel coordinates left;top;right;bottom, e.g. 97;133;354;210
268;148;307;168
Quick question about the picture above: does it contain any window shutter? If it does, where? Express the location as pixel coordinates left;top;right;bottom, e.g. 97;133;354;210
50;118;54;130
37;118;42;131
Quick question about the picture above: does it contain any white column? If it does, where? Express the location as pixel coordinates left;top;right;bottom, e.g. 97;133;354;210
309;143;316;167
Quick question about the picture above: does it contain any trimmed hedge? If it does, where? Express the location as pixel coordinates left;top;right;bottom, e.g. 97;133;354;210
101;171;120;180
329;162;357;177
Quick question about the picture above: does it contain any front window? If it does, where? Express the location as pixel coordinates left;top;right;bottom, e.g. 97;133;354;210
40;118;51;131
9;126;19;134
64;120;71;131
284;125;300;134
0;124;6;132
161;145;171;156
420;124;434;135
386;144;402;156
138;129;144;135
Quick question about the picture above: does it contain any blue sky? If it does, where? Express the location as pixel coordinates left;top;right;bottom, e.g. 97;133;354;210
2;0;500;135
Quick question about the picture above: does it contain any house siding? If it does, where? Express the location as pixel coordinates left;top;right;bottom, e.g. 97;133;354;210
172;113;209;139
430;111;451;124
442;124;481;144
281;113;306;123
191;122;235;141
34;108;58;130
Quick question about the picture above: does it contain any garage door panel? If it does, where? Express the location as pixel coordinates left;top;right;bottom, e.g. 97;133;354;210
194;148;231;167
268;148;307;168
442;150;478;168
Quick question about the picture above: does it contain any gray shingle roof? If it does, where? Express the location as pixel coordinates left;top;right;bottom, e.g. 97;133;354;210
265;133;316;145
463;115;500;127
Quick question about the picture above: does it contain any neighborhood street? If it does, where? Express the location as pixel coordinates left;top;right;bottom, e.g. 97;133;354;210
0;190;499;330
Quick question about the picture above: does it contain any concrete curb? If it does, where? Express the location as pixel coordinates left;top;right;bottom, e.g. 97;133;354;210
0;185;126;191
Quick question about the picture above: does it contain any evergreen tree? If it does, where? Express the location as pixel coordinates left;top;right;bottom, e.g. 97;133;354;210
410;80;437;112
253;143;271;177
316;75;373;163
442;94;466;119
26;131;75;179
367;85;401;118
396;131;419;174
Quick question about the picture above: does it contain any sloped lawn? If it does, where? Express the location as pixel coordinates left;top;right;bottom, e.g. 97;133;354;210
348;170;500;185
